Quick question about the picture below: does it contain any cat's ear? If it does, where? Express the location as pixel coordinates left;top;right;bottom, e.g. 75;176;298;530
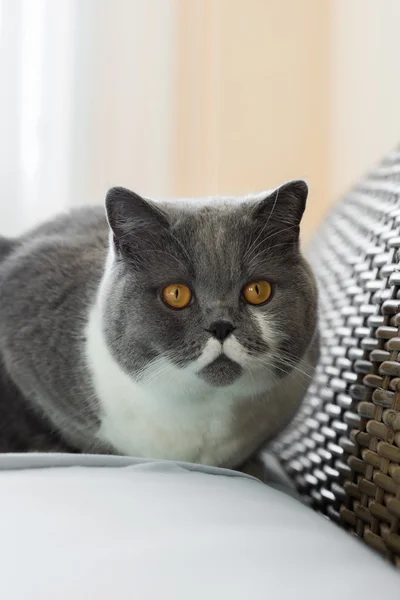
252;180;308;238
105;187;169;254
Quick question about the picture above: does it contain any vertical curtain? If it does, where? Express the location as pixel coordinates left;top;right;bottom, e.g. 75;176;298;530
0;0;177;236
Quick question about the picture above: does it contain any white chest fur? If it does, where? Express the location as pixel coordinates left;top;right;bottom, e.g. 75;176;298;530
85;305;282;468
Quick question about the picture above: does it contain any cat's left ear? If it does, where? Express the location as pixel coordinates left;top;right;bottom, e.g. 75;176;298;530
252;180;308;236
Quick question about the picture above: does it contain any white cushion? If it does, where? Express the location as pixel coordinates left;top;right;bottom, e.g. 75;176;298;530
0;454;399;599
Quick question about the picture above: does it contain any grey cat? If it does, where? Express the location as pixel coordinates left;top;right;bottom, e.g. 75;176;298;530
0;181;318;469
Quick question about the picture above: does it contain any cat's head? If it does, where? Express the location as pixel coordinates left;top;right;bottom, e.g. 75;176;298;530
102;182;317;389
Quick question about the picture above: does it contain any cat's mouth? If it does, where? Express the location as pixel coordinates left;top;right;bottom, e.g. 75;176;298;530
198;355;242;387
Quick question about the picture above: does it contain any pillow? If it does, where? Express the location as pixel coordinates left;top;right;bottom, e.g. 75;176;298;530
1;454;399;599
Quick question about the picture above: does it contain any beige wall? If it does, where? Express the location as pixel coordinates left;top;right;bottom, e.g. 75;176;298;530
173;0;400;242
331;0;400;200
174;0;331;242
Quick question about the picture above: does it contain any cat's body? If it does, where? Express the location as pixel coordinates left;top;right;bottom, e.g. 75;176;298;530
0;208;107;452
0;183;318;467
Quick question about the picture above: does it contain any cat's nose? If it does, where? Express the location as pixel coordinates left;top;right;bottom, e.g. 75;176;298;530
207;320;235;342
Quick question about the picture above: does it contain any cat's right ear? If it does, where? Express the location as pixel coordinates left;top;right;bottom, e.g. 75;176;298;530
105;187;169;255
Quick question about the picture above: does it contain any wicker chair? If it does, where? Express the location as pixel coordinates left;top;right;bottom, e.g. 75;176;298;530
273;149;400;565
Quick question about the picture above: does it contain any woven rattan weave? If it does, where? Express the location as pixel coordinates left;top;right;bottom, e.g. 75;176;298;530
273;150;400;565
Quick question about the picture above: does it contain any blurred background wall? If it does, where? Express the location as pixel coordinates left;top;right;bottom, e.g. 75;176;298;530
331;0;400;201
174;0;330;240
1;0;400;241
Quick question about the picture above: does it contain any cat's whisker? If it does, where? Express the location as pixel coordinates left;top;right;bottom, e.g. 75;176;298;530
245;224;300;264
136;349;189;386
272;362;312;384
272;358;321;386
276;351;317;375
245;367;257;402
272;355;315;376
276;357;315;376
242;187;281;263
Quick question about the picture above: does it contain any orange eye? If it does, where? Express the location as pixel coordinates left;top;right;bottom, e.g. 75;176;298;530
243;280;272;305
162;284;192;309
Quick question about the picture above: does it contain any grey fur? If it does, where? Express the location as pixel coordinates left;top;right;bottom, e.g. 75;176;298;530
0;181;318;464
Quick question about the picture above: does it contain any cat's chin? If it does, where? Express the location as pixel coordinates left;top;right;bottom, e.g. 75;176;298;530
199;355;242;387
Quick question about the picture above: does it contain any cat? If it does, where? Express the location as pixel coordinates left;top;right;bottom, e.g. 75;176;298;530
0;181;318;470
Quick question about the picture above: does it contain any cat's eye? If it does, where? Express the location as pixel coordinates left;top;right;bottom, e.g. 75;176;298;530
162;284;192;309
243;280;272;305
